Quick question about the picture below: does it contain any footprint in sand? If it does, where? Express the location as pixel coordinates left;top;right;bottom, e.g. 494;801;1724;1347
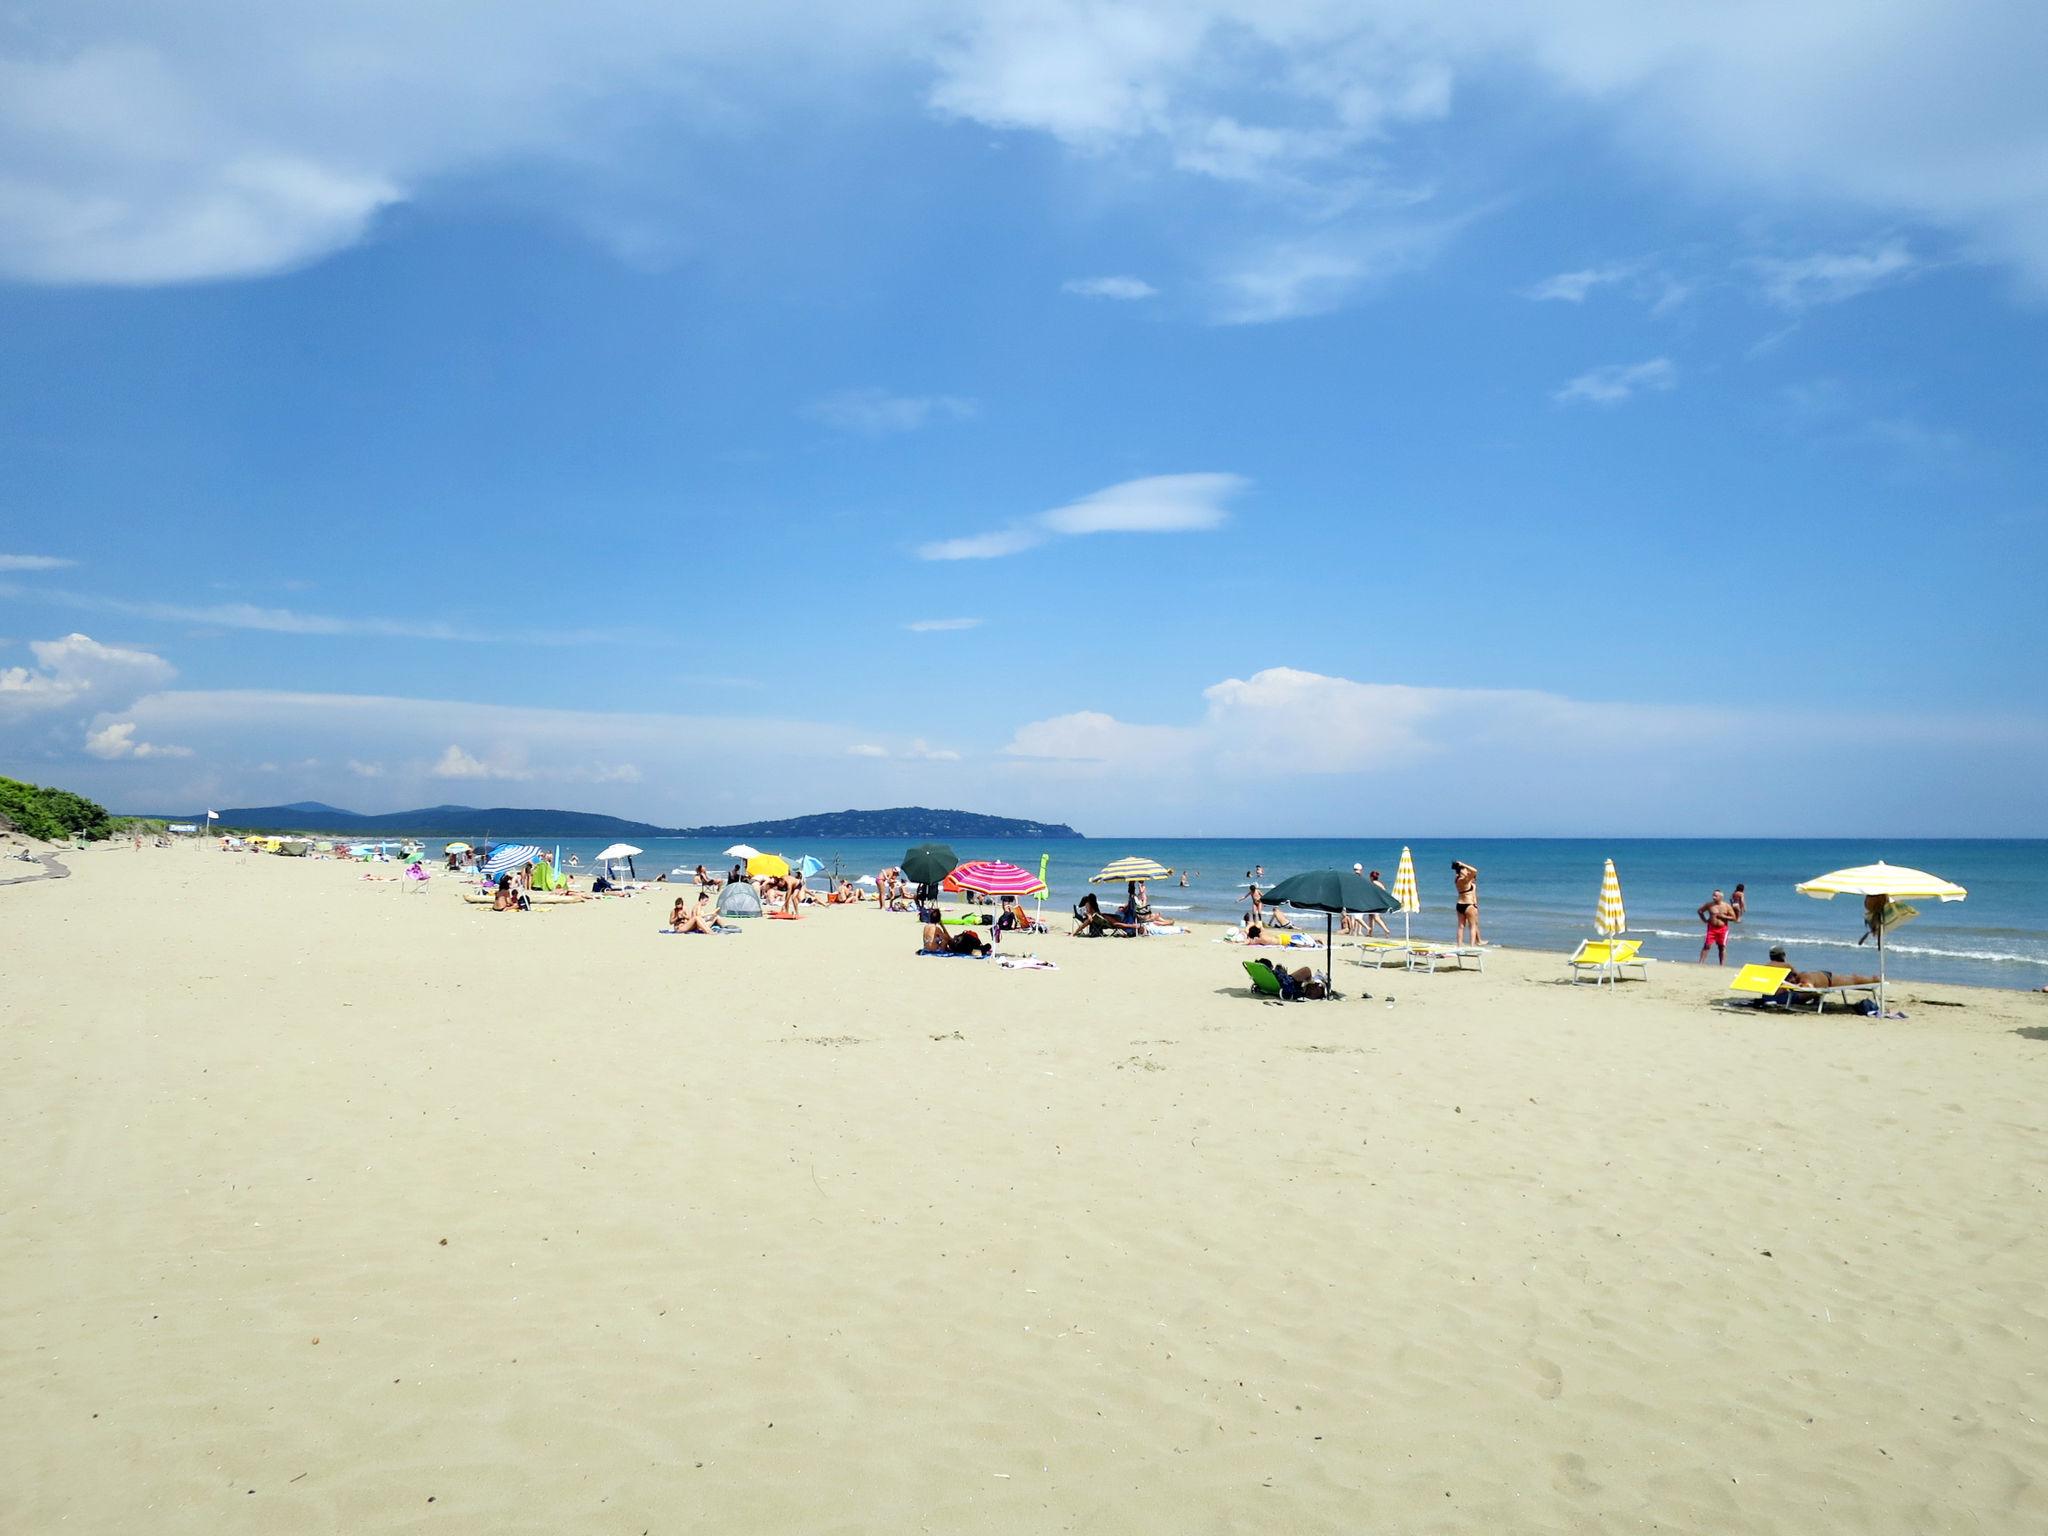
1551;1452;1600;1495
1532;1357;1564;1399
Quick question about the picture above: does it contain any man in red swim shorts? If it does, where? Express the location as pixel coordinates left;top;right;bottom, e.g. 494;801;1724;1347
1697;889;1737;964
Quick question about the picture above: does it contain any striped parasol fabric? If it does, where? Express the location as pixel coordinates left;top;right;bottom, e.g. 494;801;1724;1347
1391;847;1419;912
482;844;545;877
951;859;1047;896
1091;856;1173;884
1795;862;1966;902
1595;858;1627;937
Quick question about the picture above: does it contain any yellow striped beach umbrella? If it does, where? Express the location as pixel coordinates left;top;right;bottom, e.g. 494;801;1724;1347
1796;860;1966;1014
1090;856;1173;884
1390;846;1420;941
1595;858;1626;938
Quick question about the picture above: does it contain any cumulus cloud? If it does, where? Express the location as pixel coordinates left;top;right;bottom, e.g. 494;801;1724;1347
808;389;977;435
0;553;77;571
431;744;531;782
918;472;1245;560
903;617;981;632
1553;358;1677;406
1062;275;1158;299
83;719;191;759
0;632;175;720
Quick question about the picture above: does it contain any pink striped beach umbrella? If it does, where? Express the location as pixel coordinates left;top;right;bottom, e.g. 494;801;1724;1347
949;860;1047;897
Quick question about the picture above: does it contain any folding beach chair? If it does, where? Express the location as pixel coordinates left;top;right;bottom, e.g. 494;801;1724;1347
1242;959;1284;998
1568;939;1648;985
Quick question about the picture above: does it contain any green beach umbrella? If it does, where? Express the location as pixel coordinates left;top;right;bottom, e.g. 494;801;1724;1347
1260;869;1402;997
901;842;960;890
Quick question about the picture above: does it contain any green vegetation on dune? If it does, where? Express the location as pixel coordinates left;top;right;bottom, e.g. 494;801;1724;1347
0;777;116;843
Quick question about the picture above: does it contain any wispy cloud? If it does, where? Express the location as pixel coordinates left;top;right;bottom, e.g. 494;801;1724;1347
0;553;77;572
1209;217;1458;324
808;388;978;435
1553;358;1677;406
918;473;1246;561
903;617;982;632
11;587;621;645
1752;242;1919;309
1526;264;1636;303
1062;275;1158;300
846;743;888;758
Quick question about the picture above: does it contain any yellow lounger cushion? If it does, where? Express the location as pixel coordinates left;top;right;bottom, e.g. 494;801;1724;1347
1728;964;1791;996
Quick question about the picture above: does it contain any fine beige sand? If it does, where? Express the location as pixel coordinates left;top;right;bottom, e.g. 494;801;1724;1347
4;844;2045;1534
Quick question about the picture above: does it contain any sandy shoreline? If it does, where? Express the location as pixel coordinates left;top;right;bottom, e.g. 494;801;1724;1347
4;843;2045;1533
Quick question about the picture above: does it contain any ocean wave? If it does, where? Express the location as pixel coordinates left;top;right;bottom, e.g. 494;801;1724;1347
1638;926;2046;966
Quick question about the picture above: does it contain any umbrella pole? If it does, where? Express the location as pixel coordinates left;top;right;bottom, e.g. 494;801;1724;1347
1326;913;1334;997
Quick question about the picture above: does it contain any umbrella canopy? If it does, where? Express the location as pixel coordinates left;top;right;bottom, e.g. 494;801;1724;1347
594;842;643;861
1258;869;1400;999
1795;862;1967;902
1091;856;1173;884
724;843;762;859
1595;859;1627;937
482;843;545;877
443;842;472;854
1795;861;1966;1014
951;859;1047;897
901;842;959;887
796;855;826;879
748;853;791;878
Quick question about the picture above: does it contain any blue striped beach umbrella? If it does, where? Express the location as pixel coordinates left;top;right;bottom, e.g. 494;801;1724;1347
482;844;545;878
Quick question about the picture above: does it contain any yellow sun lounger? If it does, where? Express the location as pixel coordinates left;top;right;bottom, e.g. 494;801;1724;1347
1567;938;1650;985
1726;963;1877;1012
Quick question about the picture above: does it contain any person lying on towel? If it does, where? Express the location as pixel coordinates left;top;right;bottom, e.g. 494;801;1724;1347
922;920;989;956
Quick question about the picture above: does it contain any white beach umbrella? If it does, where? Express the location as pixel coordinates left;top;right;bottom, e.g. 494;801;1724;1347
595;842;644;881
1795;860;1966;1014
724;843;762;860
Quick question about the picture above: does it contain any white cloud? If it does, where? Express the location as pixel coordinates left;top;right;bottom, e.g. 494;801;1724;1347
5;3;2046;306
903;617;981;632
1062;275;1158;300
1752;241;1920;308
0;632;175;720
1209;218;1457;324
1527;264;1635;302
83;719;191;759
808;388;977;435
905;737;962;762
1553;357;1677;406
13;587;622;644
346;758;385;778
918;472;1245;560
431;744;531;782
846;743;889;757
0;553;77;571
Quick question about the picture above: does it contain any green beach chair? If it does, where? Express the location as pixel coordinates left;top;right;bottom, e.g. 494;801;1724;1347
1242;959;1283;999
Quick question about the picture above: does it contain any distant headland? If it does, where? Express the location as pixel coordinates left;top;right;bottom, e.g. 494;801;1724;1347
161;801;1084;840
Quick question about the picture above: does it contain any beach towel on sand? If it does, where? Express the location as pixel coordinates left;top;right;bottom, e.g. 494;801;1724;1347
917;948;988;958
658;926;740;936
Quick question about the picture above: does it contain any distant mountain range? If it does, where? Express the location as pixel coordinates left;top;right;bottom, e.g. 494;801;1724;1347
162;802;1082;840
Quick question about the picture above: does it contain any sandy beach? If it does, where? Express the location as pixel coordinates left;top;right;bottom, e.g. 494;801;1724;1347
4;843;2045;1534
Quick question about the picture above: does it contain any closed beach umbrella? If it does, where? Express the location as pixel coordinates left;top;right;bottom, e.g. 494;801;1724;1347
901;842;959;891
1795;861;1966;1014
724;843;762;860
747;853;791;879
482;843;545;878
1391;846;1420;942
1596;859;1626;938
1260;869;1401;998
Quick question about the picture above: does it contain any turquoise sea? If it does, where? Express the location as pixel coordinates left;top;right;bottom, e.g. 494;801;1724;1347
452;834;2047;991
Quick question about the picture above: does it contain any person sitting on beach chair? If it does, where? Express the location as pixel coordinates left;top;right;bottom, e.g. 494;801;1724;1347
996;894;1041;934
1072;892;1135;937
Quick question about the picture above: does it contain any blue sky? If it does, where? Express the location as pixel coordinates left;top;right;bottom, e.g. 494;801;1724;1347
3;1;2045;834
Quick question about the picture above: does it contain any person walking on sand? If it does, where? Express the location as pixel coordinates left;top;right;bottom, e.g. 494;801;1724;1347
1698;889;1737;964
1451;860;1481;945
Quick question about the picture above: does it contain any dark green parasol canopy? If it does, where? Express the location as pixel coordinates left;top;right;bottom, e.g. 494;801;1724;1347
901;842;961;888
1257;869;1402;999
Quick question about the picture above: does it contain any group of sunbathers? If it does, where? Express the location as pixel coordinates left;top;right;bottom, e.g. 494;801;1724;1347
1072;882;1180;938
